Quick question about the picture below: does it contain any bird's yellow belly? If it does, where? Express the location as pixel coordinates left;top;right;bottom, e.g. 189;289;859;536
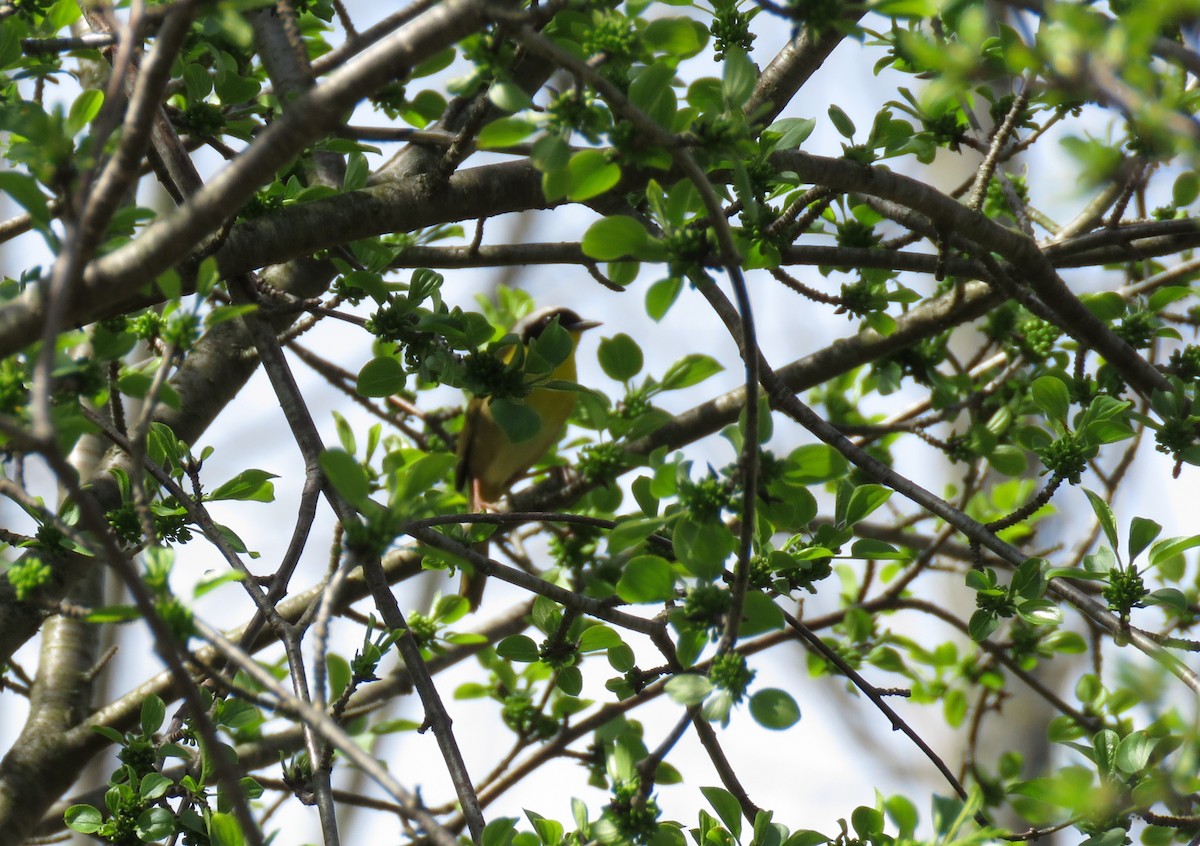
468;386;578;502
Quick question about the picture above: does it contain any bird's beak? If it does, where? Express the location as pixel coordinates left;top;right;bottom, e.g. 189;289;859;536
572;319;602;332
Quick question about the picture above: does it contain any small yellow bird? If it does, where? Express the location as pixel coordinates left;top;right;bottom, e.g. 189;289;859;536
456;305;600;609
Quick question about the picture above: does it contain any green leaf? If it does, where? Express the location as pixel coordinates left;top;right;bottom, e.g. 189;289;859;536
644;17;708;58
661;354;723;390
496;635;540;662
581;216;649;260
137;806;174;840
208;468;278;502
1115;732;1156;775
842;484;892;526
739;590;784;636
528;812;565;846
968;609;998;641
65;805;104;834
783;832;830;846
478;116;539;149
884;795;919;838
141;694;166;735
327;653;351;698
344;151;368;191
616;554;677;603
139;773;171;801
1148;534;1200;569
208;812;246;846
557;665;583;695
1173;171;1199;207
1127;516;1161;563
489;398;543;444
1146;587;1189;611
871;0;938;16
598;333;644;382
673;517;735;580
665;673;713;705
784;444;849;484
765;117;816;150
749;688;801;729
318;449;371;509
566;150;621;201
1083;489;1119;553
483;817;518;846
356;356;407;397
628;62;678;127
1031;375;1070;422
488;80;533;112
67;89;103;135
701;786;743;840
1016;598;1062;626
646;276;684;321
722;48;756;108
579;625;623;652
83;604;141;623
851;807;883;840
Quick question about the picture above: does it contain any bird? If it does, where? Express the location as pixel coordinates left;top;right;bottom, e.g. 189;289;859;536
455;305;600;609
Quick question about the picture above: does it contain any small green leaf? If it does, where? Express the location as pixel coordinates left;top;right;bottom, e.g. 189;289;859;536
749;688;801;729
1031;375;1070;422
643;17;708;58
489;398;542;444
327;653;351;698
616;554;677;603
488;80;533;112
665;673;713;705
842;484;892;526
478;116;539;149
566;150;621;201
208;811;246;846
318;449;371;508
1016;598;1062;626
208;469;278;502
1127;516;1161;563
483;817;519;846
136;806;174;840
1173;171;1199;207
1115;732;1156;775
646;276;684;321
628;62;678;127
701;786;743;840
1147;534;1200;569
1083;489;1119;553
67;89;104;134
598;333;644;382
661;354;723;390
496;635;540;662
65;804;104;834
851;807;884;841
356;356;407;397
784;444;849;484
83;604;141;623
141;694;166;736
556;665;583;695
139;773;171;801
578;625;623;652
765;117;816;150
0;172;50;227
722;48;756;108
582;216;649;261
